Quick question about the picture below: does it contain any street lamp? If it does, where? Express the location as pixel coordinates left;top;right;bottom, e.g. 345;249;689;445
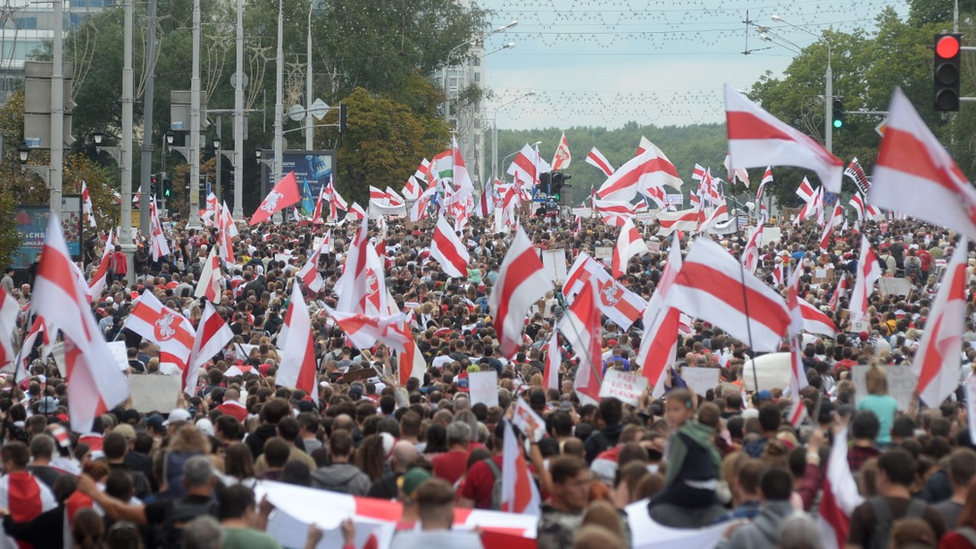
18;144;50;185
92;131;122;164
483;42;515;57
443;20;518;123
165;132;175;146
491;91;535;180
18;144;29;165
772;15;833;153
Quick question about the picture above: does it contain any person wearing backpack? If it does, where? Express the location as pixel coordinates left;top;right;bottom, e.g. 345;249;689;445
76;455;219;549
457;421;508;510
584;397;624;464
848;448;947;549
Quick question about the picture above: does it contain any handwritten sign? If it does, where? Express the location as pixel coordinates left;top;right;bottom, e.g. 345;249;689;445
107;341;130;371
129;374;182;413
469;371;499;407
598;369;648;406
852;365;916;410
594;246;613;260
967;378;976;444
572;208;592;218
512;398;546;442
647;240;661;254
681;367;721;395
541;250;568;285
879;278;912;297
636;212;656;224
849;320;870;335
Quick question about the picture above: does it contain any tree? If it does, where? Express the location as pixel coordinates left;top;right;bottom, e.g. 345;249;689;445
319;87;450;205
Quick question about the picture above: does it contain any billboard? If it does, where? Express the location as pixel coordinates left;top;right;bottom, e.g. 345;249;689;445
260;150;336;202
14;195;83;269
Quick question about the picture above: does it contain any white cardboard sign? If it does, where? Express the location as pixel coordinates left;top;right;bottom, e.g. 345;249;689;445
681;367;721;395
512;398;546;442
107;341;130;371
594;246;613;260
469;371;499;407
967;377;976;444
541;249;568;285
598;369;648;406
128;374;182;413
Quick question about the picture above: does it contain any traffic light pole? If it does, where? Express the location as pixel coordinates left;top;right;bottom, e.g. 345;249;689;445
825;57;832;154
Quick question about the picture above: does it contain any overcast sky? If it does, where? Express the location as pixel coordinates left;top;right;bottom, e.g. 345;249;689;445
478;0;909;131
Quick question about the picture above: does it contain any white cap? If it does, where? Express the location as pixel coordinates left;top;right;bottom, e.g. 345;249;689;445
163;408;191;426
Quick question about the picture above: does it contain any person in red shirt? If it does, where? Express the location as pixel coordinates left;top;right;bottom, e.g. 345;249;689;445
431;422;471;486
458;431;504;510
112;249;128;283
916;247;933;279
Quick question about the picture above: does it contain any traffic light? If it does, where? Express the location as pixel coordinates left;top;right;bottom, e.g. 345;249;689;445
538;172;552;195
934;33;962;112
338;103;347;133
832;98;845;129
550;172;572;201
163;178;172;198
150;173;158;196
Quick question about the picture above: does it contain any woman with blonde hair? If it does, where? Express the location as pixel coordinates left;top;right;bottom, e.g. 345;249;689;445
857;363;898;445
163;425;211;498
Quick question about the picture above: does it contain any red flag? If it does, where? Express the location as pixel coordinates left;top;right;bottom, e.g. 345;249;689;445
551;132;571;171
870;88;976;240
30;213;129;432
725;84;843;193
278;282;318;403
488;228;554;358
666;238;790;352
913;239;969;407
249;171;301;225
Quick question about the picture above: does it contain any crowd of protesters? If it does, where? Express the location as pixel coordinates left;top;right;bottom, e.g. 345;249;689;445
0;206;974;549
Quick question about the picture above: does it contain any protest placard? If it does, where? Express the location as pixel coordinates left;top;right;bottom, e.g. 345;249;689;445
852;365;916;410
598;369;648;406
541;250;568;285
512;398;546;442
469;371;499;407
681;367;721;395
594;246;613;260
129;375;182;413
967;378;976;444
107;341;130;371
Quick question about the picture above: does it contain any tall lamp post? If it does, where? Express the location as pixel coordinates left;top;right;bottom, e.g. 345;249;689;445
772;15;833;154
443;20;518;124
491;91;535;181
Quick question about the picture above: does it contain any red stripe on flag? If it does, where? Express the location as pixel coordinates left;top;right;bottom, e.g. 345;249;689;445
675;262;791;334
494;247;544;351
878;127;964;196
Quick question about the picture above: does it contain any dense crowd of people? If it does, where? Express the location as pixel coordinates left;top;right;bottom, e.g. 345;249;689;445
0;205;974;549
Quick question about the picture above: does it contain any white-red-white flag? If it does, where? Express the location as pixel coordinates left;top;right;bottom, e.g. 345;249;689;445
596;144;683;202
724;153;750;187
666;238;791;352
913;239;969;407
611;217;649;278
756;167;773;201
194;246;222;303
586;147;615;177
656;207;704;236
818;427;864;549
88;228;114;300
8;316;47;382
187;301;233;391
336;217;369;314
636;238;682;395
489;227;554;358
277;282;318;403
250;171;302;225
452;136;475;200
500;419;541;516
849;236;881;324
125;291;196;388
431;214;470;278
345;202;366;222
81;180;96;228
0;288;17;372
149;197;170;262
297;239;327;294
508;144;542;189
410;187;437;222
870;88;976;240
741;223;764;274
725;84;843;193
796;177;816;202
560;279;603;405
697;198;730;233
551;132;571;171
543;329;559;391
31;213;129;432
325;308;407;352
564;252;645;331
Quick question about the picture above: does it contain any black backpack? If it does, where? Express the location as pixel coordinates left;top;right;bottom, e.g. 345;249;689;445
161;496;219;549
867;497;927;549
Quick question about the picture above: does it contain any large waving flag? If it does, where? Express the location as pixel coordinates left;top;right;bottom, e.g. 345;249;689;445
725;84;843;193
507;144;541;189
596;143;682;202
335;217;369;314
870;88;976;240
325;308;407;352
187;301;233;391
489;227;554;358
88;228;114;300
849;236;881;324
666;238;790;352
636;237;682;394
611;217;649;278
194;246;222;303
125;291;196;388
560;279;603;405
500;420;541;516
551;132;571;171
564;252;645;330
741;223;763;274
819;427;864;549
586;147;615;176
657;207;703;236
431;214;470;278
278;282;318;403
913;239;969;407
31;213;129;432
250;171;301;225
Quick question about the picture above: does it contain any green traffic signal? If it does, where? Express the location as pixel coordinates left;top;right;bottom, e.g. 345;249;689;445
833;119;843;129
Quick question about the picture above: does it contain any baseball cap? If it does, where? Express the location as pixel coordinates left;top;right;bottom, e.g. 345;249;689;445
195;418;215;437
113;423;136;443
757;390;773;401
163;408;191;426
398;468;432;500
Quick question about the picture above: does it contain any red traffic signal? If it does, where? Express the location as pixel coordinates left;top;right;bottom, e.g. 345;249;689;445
937;34;960;58
934;33;963;112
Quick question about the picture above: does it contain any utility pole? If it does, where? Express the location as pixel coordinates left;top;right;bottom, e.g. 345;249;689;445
49;0;63;216
272;0;284;222
233;0;244;219
305;1;314;150
120;0;135;282
188;0;202;229
139;0;156;237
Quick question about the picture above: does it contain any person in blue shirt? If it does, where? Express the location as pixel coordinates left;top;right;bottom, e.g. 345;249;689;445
603;346;631;372
857;363;898;446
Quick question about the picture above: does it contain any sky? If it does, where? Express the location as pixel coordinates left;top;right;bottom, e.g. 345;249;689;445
478;0;910;131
